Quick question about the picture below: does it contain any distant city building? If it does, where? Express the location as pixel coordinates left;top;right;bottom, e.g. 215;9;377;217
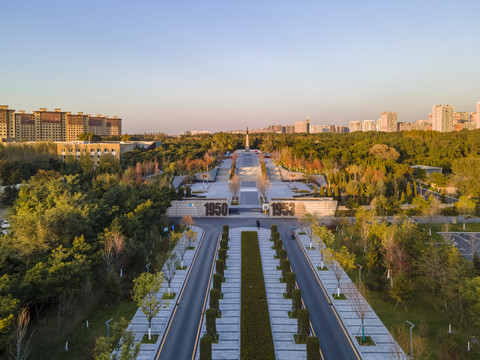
470;112;477;126
349;121;362;132
335;126;349;133
0;105;15;139
0;105;122;141
455;122;477;131
379;112;398;132
285;125;295;134
431;104;454;132
477;102;480;128
310;124;336;133
266;124;285;133
294;117;310;133
361;120;376;132
185;130;212;135
454;111;470;124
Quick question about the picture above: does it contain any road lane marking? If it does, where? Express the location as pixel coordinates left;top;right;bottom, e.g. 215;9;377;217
293;232;362;360
191;233;221;360
155;228;206;359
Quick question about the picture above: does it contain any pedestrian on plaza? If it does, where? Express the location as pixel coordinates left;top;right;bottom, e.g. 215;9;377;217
256;219;260;229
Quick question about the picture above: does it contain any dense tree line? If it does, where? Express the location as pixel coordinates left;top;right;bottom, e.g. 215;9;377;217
0;154;176;357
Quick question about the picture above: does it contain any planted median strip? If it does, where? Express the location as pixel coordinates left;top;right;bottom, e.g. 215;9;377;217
241;231;275;360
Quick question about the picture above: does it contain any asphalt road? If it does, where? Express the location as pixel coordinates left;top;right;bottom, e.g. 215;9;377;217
155;220;220;360
159;218;360;359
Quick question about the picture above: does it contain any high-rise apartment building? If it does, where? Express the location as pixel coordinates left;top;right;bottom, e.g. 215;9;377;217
33;108;65;141
477;102;480;128
349;121;362;132
380;112;398;132
65;112;88;141
0;105;122;141
454;112;470;124
361;120;376;132
431;105;454;132
294;117;310;133
0;105;15;139
15;111;36;141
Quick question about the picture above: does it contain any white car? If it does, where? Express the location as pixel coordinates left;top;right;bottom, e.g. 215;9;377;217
1;220;10;229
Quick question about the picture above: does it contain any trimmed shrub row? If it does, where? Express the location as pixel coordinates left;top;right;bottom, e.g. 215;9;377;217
201;225;230;359
241;231;275;360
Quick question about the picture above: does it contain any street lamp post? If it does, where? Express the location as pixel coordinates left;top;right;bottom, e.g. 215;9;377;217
357;264;363;286
406;320;415;359
105;318;113;346
146;263;151;273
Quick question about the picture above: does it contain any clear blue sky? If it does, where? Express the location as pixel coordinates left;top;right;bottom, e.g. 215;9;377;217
1;0;480;133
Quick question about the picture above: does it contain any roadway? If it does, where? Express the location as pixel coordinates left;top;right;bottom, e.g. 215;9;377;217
156;217;360;360
155;220;220;360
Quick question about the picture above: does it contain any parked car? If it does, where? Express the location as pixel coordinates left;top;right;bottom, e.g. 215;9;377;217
1;220;11;229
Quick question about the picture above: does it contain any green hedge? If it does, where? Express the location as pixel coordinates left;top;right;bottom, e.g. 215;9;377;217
280;259;290;281
297;309;310;343
286;272;296;298
292;289;302;318
210;288;221;315
216;259;224;277
206;309;217;341
213;273;222;292
200;335;212;360
241;231;275;360
306;336;320;360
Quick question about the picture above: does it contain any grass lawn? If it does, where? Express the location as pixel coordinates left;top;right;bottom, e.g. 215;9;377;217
55;301;138;360
241;231;275;360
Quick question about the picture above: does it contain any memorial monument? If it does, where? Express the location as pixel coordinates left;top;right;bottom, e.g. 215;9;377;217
245;127;250;151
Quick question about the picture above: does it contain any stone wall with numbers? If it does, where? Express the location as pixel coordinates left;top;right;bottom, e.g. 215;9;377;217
167;198;229;217
269;197;337;217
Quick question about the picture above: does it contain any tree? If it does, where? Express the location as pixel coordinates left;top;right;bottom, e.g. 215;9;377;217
325;246;355;297
177;236;189;268
312;225;334;269
304;213;318;248
94;318;140;360
97;154;121;174
456;196;477;226
451;157;480;197
8;305;33;360
180;215;194;229
344;283;369;342
390;270;412;311
256;174;270;200
163;252;179;295
462;276;480;328
184;228;197;248
355;208;375;253
132;272;166;340
228;174;241;200
296;203;307;233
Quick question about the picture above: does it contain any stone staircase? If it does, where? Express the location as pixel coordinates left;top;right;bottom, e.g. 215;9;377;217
216;167;230;182
267;166;282;182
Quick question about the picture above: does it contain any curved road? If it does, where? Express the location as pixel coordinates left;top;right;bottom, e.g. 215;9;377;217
157;217;360;360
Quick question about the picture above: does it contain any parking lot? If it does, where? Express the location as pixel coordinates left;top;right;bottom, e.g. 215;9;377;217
438;232;480;260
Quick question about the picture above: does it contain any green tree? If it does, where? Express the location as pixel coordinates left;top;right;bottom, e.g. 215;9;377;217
456;196;477;225
132;272;166;340
93;318;140;360
325;246;355;297
312;225;334;269
390;270;412;311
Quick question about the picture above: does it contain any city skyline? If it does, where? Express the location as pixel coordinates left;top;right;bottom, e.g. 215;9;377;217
2;1;480;133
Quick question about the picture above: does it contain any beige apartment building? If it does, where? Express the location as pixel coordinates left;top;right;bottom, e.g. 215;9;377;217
57;141;136;164
361;119;376;132
431;105;454;132
0;105;122;141
349;121;362;132
0;105;15;139
380;112;398;132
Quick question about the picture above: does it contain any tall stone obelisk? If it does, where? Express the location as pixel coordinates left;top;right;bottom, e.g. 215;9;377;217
245;127;250;152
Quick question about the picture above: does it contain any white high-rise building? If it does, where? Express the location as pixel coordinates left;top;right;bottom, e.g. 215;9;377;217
361;120;376;132
431;104;454;132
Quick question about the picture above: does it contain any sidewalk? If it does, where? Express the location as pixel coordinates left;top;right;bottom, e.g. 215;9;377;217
125;227;204;360
196;228;241;360
296;231;407;360
257;228;306;360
